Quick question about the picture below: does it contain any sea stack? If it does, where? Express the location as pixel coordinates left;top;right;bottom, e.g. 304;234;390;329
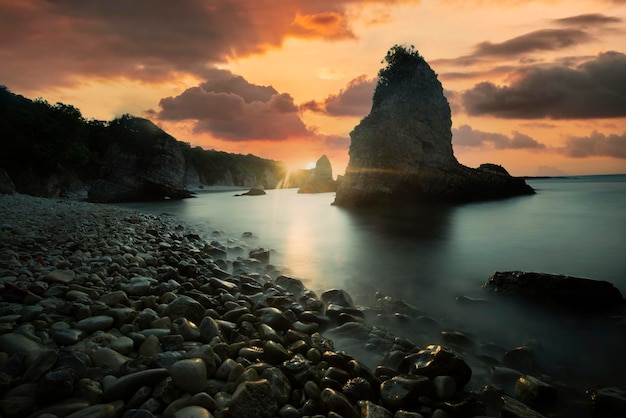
298;155;338;193
333;45;534;207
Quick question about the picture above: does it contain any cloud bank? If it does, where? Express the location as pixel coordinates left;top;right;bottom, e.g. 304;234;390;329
300;75;376;117
152;69;311;141
0;0;418;91
452;125;546;149
462;51;626;119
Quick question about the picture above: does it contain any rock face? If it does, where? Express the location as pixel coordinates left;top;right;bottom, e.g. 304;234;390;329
484;271;625;312
298;155;338;194
333;45;534;207
0;168;15;194
88;118;193;202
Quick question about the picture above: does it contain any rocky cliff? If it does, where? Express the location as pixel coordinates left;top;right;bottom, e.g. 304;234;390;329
298;155;338;193
88;117;191;202
334;46;534;207
0;86;305;201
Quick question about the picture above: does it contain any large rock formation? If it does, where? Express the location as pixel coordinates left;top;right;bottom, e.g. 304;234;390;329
334;45;534;207
298;155;338;193
88;117;192;202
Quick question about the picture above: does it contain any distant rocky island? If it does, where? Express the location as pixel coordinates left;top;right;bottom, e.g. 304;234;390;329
334;45;534;207
298;155;338;194
0;86;309;202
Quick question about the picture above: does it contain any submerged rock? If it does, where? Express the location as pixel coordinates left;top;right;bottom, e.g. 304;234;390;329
334;45;533;207
484;271;625;312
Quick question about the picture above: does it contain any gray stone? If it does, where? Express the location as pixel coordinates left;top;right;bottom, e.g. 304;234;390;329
400;345;472;388
0;332;43;355
229;379;278;418
76;315;115;333
170;358;208;394
45;269;76;284
165;296;206;324
91;347;131;370
65;403;117;418
174;406;213;418
380;375;432;411
103;368;169;401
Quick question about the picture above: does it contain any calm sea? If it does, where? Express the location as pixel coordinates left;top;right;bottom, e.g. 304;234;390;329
118;174;626;387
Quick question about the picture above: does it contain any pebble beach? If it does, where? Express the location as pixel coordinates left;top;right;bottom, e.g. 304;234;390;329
0;194;622;418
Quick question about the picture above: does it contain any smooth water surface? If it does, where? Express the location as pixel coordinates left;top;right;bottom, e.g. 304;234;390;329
119;174;626;387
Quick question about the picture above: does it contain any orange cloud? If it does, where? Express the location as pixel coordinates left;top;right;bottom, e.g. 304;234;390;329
0;0;419;93
290;12;355;39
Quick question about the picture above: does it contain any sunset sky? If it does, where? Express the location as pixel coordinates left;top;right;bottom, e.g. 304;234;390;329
1;0;625;176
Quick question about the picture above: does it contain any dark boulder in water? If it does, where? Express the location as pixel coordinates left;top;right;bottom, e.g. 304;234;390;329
333;45;534;207
484;271;624;312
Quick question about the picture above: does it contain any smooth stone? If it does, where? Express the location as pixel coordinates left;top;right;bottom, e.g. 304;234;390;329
99;290;130;306
52;328;86;345
110;336;135;355
256;307;290;332
172;317;201;341
91;347;131;370
399;345;472;388
65;289;91;301
103;368;169;401
65;403;117;418
76;315;115;333
380;375;432;411
165;296;206;324
278;404;300;418
0;332;43;355
139;335;163;356
320;289;355;308
174;405;213;418
170;358;208;394
45;269;76;284
433;375;456;400
122;276;154;296
229;379;278;418
320;387;360;418
188;392;218;411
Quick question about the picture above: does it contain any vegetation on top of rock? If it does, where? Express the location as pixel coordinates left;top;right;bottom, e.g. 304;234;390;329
373;44;428;108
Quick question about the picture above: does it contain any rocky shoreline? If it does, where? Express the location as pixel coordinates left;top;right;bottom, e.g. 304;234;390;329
0;194;624;417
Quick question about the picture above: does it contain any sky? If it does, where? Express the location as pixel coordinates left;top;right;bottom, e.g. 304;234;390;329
1;0;626;177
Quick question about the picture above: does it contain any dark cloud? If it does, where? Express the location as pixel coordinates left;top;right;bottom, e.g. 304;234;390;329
473;29;593;58
0;0;415;91
300;75;376;116
462;51;626;119
554;13;622;27
562;131;626;159
155;69;310;141
452;125;546;149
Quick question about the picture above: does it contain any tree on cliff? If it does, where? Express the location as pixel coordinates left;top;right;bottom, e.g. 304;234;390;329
373;44;425;107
